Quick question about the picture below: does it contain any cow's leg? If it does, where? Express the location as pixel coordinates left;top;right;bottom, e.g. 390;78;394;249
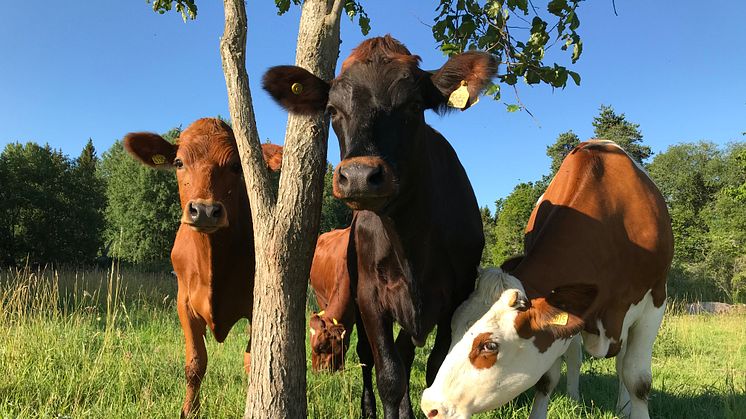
177;299;208;419
425;318;452;386
564;334;582;401
394;330;416;419
619;300;665;419
358;300;406;419
528;356;562;419
356;314;376;419
615;344;631;417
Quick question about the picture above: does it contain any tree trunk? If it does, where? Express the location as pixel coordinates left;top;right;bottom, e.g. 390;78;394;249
219;0;344;418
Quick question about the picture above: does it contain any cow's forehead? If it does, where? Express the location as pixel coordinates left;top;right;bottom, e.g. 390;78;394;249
331;62;422;109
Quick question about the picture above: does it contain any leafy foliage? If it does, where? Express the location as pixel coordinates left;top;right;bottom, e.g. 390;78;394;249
432;0;583;106
545;130;579;176
0;141;106;266
482;180;546;266
592;105;652;164
649;142;746;302
99;131;182;265
319;164;352;233
148;0;198;22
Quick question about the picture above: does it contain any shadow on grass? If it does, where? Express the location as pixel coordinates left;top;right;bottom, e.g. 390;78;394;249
565;372;745;419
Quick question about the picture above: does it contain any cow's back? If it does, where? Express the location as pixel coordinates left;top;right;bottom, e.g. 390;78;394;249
517;141;673;354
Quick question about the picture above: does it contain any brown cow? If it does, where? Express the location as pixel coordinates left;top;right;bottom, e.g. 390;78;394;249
308;227;354;372
123;118;282;418
263;36;493;418
422;140;674;419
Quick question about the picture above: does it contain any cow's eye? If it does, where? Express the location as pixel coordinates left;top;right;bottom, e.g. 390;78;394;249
174;158;184;169
482;341;499;352
230;162;242;174
326;105;338;117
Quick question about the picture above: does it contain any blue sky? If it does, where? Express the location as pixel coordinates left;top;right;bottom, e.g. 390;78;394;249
1;1;744;210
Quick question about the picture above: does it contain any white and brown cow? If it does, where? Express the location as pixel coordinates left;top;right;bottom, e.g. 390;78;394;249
421;140;674;419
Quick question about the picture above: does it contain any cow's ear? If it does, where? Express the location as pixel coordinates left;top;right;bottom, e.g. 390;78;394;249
263;65;330;115
425;51;498;113
123;132;178;169
261;143;283;172
517;284;597;340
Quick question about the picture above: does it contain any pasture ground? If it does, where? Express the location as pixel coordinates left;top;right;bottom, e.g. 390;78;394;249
0;267;744;418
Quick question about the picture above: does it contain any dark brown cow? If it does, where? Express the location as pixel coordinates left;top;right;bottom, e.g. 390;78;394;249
422;140;674;419
308;227;354;372
123;118;282;418
263;36;494;419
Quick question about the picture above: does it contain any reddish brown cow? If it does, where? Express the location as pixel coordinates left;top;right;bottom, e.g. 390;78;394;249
308;227;354;372
123;118;282;418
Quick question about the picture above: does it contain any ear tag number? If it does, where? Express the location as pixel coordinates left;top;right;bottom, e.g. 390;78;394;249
447;81;470;109
152;154;166;165
291;82;304;95
549;311;569;326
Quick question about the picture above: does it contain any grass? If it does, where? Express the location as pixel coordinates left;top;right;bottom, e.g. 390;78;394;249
0;267;744;418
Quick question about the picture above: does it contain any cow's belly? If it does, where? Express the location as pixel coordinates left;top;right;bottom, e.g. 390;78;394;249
582;289;655;358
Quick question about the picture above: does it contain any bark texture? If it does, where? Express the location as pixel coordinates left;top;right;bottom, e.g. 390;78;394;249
219;0;344;418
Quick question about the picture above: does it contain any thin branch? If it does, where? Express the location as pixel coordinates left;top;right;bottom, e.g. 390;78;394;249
612;0;619;16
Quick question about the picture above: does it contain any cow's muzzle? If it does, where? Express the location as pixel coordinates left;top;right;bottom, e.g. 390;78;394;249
333;157;397;211
181;199;228;233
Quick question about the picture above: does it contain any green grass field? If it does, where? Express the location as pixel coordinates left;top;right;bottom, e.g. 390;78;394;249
1;267;744;418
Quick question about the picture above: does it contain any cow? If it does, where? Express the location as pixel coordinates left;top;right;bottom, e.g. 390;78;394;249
262;35;495;418
123;118;283;418
308;227;354;372
421;140;674;419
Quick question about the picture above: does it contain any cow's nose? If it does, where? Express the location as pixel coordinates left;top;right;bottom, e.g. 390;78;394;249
336;163;385;196
187;201;224;225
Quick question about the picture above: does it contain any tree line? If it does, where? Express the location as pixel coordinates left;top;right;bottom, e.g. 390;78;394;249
1;106;743;302
481;105;746;303
0;128;351;269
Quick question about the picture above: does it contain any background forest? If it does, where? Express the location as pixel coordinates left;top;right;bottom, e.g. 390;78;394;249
1;105;743;303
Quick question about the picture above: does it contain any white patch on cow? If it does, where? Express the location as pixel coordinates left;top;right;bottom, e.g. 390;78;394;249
421;268;575;419
535;193;545;207
581;319;613;358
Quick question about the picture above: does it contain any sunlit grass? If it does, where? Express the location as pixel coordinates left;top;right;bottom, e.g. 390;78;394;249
0;267;743;418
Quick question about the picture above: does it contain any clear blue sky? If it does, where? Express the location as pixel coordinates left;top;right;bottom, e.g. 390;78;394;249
1;1;744;210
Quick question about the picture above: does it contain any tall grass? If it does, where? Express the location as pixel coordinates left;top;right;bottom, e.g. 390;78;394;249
1;267;744;418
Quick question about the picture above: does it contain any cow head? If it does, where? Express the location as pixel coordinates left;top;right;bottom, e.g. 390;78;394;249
124;118;282;233
420;268;596;419
309;312;347;372
262;35;496;213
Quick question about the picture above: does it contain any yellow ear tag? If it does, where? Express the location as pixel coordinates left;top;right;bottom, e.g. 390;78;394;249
151;154;166;165
447;81;470;109
317;310;325;317
548;311;569;326
332;318;338;325
291;82;304;95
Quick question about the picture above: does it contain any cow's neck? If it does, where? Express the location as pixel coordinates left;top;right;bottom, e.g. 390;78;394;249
186;216;253;285
383;136;432;258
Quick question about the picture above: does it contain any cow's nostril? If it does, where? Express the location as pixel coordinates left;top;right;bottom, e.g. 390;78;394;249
428;409;438;418
337;167;349;186
188;203;199;220
367;164;384;186
210;205;222;219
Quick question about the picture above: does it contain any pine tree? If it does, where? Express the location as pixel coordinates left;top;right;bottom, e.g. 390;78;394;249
592;105;652;164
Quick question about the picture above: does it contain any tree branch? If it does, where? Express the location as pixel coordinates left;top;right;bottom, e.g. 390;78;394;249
220;0;275;220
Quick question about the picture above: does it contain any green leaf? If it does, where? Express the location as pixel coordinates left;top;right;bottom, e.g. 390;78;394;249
506;104;521;112
568;71;581;85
